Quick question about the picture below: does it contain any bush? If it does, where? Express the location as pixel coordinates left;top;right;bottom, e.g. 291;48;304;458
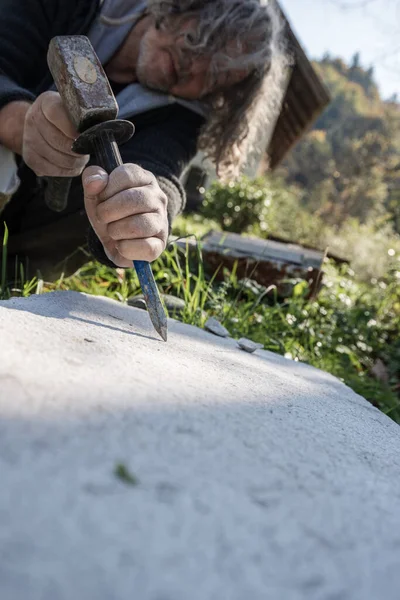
199;176;400;282
326;219;400;280
201;176;272;233
200;175;330;246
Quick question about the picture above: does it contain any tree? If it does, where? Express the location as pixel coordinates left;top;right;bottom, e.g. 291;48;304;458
351;52;361;69
275;56;400;230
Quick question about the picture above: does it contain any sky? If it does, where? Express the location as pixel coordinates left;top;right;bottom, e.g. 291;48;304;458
279;0;400;99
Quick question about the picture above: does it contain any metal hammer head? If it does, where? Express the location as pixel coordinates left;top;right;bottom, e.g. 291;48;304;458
47;35;118;132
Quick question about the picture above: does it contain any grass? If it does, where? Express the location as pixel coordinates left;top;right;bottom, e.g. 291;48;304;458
114;463;139;486
1;222;399;423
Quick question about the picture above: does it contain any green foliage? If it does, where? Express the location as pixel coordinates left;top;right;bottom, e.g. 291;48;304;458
326;219;400;280
200;175;327;245
172;213;221;239
314;57;381;126
201;176;271;233
174;251;400;421
114;463;139;486
1;224;40;299
191;172;400;281
277;56;400;231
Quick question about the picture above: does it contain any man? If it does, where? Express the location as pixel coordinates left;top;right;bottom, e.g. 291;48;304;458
0;0;285;278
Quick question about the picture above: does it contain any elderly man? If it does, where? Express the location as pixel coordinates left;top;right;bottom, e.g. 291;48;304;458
0;0;285;277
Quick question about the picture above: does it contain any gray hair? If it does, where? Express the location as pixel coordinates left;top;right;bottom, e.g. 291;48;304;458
102;0;289;179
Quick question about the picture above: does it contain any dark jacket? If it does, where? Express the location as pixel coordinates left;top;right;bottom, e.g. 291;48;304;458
0;0;204;266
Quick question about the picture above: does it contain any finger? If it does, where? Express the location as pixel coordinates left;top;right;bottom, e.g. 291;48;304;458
26;101;83;157
97;188;163;224
35;128;88;171
97;164;155;201
37;113;84;157
116;236;165;262
107;212;165;241
24;145;87;178
23;122;81;177
41;92;79;140
82;166;109;201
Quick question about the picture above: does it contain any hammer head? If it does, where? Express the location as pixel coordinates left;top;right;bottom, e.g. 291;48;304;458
47;35;118;132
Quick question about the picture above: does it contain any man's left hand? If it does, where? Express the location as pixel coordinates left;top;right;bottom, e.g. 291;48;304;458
82;163;168;268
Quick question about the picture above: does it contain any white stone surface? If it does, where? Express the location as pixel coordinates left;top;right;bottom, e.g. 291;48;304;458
0;291;399;600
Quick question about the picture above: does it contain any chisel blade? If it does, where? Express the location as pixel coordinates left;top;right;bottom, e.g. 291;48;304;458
133;260;168;341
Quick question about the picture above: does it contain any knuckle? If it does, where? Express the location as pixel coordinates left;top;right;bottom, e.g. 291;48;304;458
97;198;117;223
106;222;119;239
60;138;74;154
57;155;72;169
158;189;168;207
78;155;90;170
126;162;150;179
71;156;85;170
136;214;154;237
71;158;82;171
123;164;155;186
96;204;108;224
111;165;135;190
109;165;158;197
143;168;157;185
52;132;73;154
145;238;161;262
128;187;149;208
70;167;84;177
112;222;132;241
159;225;168;243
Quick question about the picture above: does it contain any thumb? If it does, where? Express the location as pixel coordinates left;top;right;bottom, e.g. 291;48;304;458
82;165;109;200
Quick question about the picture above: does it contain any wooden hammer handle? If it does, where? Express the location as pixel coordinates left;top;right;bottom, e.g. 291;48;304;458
43;176;72;213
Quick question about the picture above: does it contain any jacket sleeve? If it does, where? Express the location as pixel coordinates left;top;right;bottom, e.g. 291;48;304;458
87;104;205;267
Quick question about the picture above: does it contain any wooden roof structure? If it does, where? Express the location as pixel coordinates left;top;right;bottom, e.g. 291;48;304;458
267;4;331;169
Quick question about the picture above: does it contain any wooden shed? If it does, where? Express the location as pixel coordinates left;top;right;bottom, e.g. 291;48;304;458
266;3;331;168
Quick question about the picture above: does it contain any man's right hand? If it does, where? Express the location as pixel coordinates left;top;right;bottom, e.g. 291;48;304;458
22;91;89;177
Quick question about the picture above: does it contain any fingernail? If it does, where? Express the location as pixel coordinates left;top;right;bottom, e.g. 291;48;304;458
85;173;107;184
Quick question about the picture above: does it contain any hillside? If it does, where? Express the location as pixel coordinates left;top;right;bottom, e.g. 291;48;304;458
277;55;400;232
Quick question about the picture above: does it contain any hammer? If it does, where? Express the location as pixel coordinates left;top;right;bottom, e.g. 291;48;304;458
47;35;167;341
43;38;119;213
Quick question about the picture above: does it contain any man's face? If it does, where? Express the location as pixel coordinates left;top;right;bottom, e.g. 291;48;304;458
136;18;248;99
